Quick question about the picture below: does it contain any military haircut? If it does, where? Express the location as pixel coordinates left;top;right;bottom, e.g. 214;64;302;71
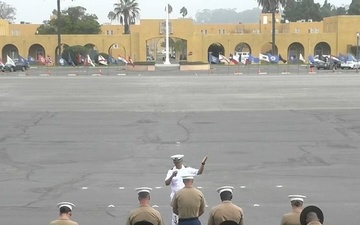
138;192;150;200
291;200;303;207
220;191;233;201
59;206;72;214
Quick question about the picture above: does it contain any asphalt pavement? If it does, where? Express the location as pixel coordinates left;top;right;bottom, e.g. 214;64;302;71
0;72;360;225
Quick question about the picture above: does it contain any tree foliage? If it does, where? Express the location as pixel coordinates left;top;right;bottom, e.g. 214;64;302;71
61;45;89;66
348;0;360;15
195;8;261;24
180;7;188;18
283;0;349;22
0;1;16;23
108;0;140;34
257;0;286;13
37;6;101;34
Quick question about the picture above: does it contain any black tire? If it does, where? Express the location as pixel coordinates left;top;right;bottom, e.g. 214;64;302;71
9;67;14;72
21;66;26;72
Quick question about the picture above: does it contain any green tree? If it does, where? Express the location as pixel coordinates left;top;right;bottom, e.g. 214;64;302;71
256;0;286;55
61;45;89;66
108;0;140;34
165;4;173;14
348;0;360;15
0;1;16;23
335;6;347;15
37;6;101;34
320;0;336;18
283;0;322;22
180;7;188;18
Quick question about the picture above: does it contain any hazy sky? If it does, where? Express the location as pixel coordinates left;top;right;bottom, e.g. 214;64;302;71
6;0;352;24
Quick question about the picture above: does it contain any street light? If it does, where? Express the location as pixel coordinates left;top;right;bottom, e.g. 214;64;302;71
57;0;61;64
164;0;171;64
56;0;74;65
357;32;360;60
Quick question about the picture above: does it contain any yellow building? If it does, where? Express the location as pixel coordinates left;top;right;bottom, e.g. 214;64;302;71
1;13;360;64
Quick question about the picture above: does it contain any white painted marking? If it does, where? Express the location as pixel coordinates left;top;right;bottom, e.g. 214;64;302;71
197;186;203;189
138;74;141;76
152;205;159;208
195;73;197;76
240;186;246;189
234;72;243;75
92;74;101;76
117;73;126;76
276;185;283;188
205;205;208;207
108;205;115;208
155;187;162;189
176;141;180;145
119;187;125;189
81;187;88;190
253;204;260;207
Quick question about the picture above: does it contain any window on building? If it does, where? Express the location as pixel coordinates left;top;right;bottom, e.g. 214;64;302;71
11;30;20;35
295;28;300;34
110;30;114;35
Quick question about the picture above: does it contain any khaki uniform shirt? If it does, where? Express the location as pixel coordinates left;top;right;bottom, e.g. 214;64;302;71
49;219;79;225
208;201;244;225
171;187;206;218
126;205;164;225
307;221;322;225
281;211;301;225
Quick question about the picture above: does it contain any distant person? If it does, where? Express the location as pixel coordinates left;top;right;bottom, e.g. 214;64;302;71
207;186;244;225
50;202;78;225
171;174;206;225
165;154;207;225
126;187;164;225
280;195;306;225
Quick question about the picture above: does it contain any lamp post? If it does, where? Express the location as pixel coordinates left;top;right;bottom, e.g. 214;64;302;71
164;0;171;64
57;0;61;64
357;32;360;60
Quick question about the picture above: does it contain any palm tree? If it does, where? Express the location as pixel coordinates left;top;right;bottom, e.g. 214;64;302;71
165;4;173;14
256;0;286;55
108;0;140;34
180;7;188;18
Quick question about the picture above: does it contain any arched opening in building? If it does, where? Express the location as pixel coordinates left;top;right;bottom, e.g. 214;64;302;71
2;44;19;62
208;43;225;62
234;42;251;53
314;42;331;56
146;37;187;63
28;44;45;63
287;42;305;63
261;42;278;55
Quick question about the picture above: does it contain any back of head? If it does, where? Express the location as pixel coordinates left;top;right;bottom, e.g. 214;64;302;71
138;192;150;201
291;200;303;207
59;206;72;214
220;191;233;201
306;212;319;223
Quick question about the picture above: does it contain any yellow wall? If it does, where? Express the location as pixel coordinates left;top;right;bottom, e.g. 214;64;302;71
0;14;359;63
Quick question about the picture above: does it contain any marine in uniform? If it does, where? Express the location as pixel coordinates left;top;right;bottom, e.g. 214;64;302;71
50;202;79;225
208;186;244;225
280;195;306;225
126;187;164;225
165;154;208;225
171;174;206;225
300;205;324;225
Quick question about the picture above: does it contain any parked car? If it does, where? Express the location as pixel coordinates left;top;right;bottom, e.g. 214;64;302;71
1;62;29;72
340;60;360;69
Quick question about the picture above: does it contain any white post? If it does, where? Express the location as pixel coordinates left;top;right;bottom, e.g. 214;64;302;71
164;0;171;64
